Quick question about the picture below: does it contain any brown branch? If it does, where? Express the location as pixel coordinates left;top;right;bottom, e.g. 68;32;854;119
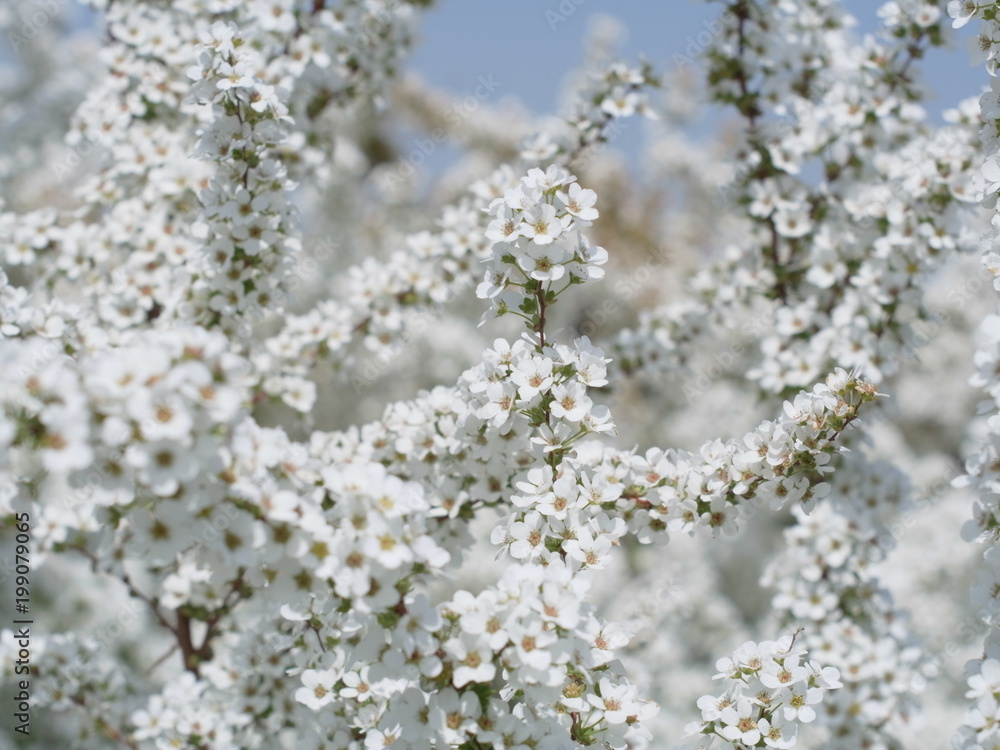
765;218;787;303
176;611;200;676
144;644;178;677
196;571;247;663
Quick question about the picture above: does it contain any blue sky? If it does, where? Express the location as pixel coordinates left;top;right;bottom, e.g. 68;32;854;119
407;1;984;123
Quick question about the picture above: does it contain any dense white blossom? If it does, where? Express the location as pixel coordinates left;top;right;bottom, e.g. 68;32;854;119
0;1;997;748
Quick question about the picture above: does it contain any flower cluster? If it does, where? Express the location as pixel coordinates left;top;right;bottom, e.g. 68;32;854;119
476;164;607;325
265;160;882;747
0;2;988;748
763;458;930;747
340;561;659;749
614;0;984;394
958;656;1000;746
598;368;879;546
0;0;423;356
0;327;250;534
252;56;657;412
946;3;1000;748
186;21;300;329
257;187;495;412
684;633;842;749
521;58;658;163
121;449;453;749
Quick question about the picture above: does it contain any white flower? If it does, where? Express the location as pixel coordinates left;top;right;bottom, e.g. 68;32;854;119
581;403;616;434
523;165;573;191
39;410;92;473
430;688;482;744
587;677;640;725
126;441;199;497
773;206;812;239
535;473;580;519
577;472;622;506
519;203;564;245
719;698;762;745
444;633;496;687
160;557;213;609
778;683;824;723
806;661;842;689
556;182;599;222
339;667;373;701
476;380;516;428
131;696;177;741
984;154;1000;195
254;0;296;33
365;726;403;749
563;527;612;568
549;381;591;422
295;669;340;711
948;0;979;28
575;346;609;387
913;4;940;27
514;241;569;281
758;713;797;748
600;86;639;117
361;520;413;569
510;356;554;401
215;59;256;92
969;20;1000;66
137;394;194;443
760;654;809;689
968;658;1000;700
485;204;521;245
507;511;547;561
506;618;556;672
697;692;734;722
448;589;497;635
199;21;237;56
